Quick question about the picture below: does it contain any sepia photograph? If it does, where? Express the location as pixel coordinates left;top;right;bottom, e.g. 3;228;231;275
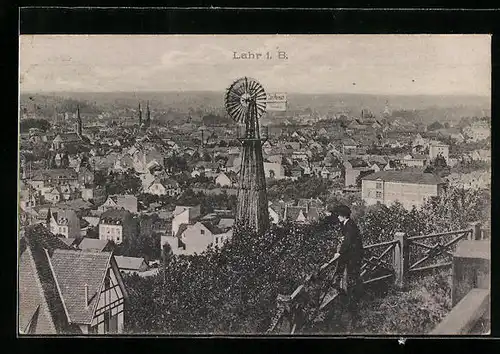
18;34;491;336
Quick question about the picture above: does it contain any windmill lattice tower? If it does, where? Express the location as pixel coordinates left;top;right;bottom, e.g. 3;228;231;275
225;77;269;235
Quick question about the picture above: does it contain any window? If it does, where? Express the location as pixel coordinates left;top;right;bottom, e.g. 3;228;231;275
103;311;110;333
200;229;205;235
376;182;382;189
376;191;382;199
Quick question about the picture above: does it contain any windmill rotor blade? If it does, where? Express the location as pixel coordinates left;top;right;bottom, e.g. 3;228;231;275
225;77;267;123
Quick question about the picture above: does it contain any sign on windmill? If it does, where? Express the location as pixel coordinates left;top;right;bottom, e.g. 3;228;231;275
266;93;287;111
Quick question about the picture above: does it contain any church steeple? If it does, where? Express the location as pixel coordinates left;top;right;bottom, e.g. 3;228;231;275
145;100;151;127
76;105;83;137
46;207;52;230
138;102;143;126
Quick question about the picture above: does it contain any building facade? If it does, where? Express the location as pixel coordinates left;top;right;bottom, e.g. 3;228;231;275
361;171;446;210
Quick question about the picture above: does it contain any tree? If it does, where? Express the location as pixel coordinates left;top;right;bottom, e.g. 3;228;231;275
105;169;142;195
424;155;449;177
122;186;489;334
20;119;51;133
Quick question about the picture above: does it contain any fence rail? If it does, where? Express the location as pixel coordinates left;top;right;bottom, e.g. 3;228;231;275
267;221;488;334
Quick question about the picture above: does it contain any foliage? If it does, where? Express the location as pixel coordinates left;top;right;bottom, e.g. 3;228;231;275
20;119;51;133
102;169;142;195
424;155;450;177
450;160;490;175
266;176;334;202
354;270;452;334
123;186;489;334
164;155;188;174
123;221;341;333
114;214;161;262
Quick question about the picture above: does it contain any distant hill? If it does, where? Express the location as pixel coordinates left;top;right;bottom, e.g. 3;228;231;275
20;91;490;124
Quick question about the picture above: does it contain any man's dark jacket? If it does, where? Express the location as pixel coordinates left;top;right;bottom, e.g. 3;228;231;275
337;219;364;269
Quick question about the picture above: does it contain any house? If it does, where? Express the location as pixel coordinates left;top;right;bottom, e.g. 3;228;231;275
99;195;138;214
114;256;149;274
169;205;201;238
77;167;94;186
146;178;181;197
361;171;447;210
19;225;128;334
165;221;233;256
77;238;113;252
268;202;285;224
320;166;342;180
80;186;107;205
47;208;81;239
283;205;321;224
429;141;449;164
436;128;465;143
29;169;79;190
289;165;304;179
215;172;234;187
469;149;491;163
98;209;136;245
113;155;135;173
402;154;428;168
19;185;40;210
51;132;83;151
463;122;490;142
342;139;357;155
264;161;285;179
344;159;372;187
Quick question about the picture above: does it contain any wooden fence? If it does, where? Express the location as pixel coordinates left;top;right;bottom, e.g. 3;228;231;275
267;221;488;334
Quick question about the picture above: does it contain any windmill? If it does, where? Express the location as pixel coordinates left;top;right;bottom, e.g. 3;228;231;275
225;77;269;235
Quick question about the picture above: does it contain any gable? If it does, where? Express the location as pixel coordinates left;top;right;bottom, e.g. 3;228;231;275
18;248;57;334
91;260;126;327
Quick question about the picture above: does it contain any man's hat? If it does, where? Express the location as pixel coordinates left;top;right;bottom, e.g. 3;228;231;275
331;204;351;218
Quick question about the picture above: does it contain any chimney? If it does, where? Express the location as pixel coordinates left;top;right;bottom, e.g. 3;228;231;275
84;283;89;307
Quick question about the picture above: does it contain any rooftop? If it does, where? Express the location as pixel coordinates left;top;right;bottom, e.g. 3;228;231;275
362;171;445;185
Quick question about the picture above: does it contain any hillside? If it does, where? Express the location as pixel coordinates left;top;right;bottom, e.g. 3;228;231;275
20;91;490;124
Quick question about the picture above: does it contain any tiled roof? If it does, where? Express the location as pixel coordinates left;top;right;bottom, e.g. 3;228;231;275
59;237;78;247
362;171;445;185
175;223;190;238
200;221;224;235
32;169;78;181
19;225;77;333
50;249;112;325
114;256;147;271
100;209;132;224
217;218;235;230
77;238;111;252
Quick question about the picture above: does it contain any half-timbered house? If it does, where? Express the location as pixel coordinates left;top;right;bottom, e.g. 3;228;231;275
19;225;128;335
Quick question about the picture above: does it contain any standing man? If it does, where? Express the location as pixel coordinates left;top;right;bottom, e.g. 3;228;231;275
333;205;364;330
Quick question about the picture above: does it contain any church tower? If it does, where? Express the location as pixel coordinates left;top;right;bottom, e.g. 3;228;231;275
138;102;143;127
76;105;83;138
145;100;151;128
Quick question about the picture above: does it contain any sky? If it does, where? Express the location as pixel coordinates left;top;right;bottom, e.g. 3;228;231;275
19;35;491;96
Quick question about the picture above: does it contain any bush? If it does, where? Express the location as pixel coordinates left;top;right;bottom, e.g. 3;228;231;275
123;186;489;334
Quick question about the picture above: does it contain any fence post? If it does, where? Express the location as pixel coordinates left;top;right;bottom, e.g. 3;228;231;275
393;232;409;290
468;222;482;240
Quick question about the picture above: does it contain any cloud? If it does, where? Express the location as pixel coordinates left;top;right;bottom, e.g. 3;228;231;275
19;35;491;95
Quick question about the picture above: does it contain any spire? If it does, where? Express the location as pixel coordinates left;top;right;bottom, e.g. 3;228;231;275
138;102;142;126
146;101;151;126
76;105;82;138
46;207;52;229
